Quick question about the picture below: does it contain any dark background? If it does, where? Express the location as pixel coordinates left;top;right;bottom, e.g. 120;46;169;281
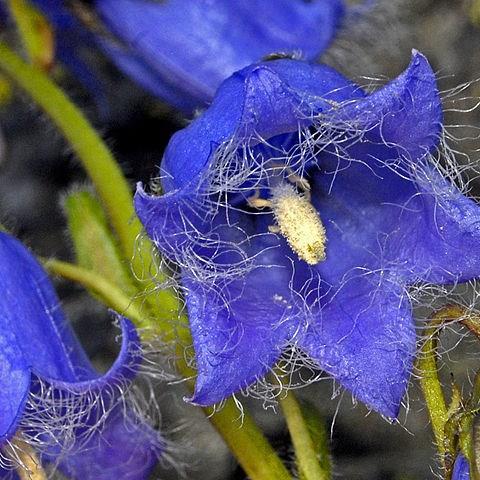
1;1;479;478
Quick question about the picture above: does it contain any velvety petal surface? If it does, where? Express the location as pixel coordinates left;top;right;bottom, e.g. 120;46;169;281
408;166;480;284
338;50;442;157
95;0;345;112
158;59;362;192
0;231;89;443
37;315;164;479
299;276;414;418
138;52;480;418
184;228;306;404
135;60;362;264
136;193;307;404
0;233;94;380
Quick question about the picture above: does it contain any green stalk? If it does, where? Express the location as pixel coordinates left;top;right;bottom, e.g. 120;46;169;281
0;42;135;257
417;306;465;461
207;401;292;480
0;42;181;326
471;0;480;26
279;392;330;480
44;258;145;328
8;0;54;69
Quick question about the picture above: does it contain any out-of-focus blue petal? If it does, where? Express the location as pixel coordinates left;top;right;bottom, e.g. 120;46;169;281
55;408;162;480
453;454;470;480
0;232;163;479
95;0;346;113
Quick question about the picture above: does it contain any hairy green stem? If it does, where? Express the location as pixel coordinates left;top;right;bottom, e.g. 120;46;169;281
417;305;465;462
44;259;146;328
279;392;330;480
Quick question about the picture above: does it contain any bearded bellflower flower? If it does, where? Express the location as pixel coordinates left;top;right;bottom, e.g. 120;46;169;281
0;232;163;478
135;51;480;418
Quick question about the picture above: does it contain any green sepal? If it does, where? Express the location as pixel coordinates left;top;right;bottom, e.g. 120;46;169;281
64;189;137;296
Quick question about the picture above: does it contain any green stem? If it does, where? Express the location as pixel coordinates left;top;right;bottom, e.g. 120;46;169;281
48;258;291;480
0;42;182;326
0;42;136;259
471;0;480;26
417;306;465;461
8;0;54;69
207;401;292;480
44;258;146;328
279;392;329;480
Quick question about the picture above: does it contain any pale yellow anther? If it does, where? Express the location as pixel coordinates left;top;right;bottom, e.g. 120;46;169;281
269;183;327;265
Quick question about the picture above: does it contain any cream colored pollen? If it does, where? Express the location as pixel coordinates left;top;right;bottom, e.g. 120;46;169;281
269;183;327;265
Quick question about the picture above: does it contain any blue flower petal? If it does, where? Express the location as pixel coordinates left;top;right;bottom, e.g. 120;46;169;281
298;276;414;417
38;317;163;479
159;60;361;191
138;53;480;418
0;341;30;444
54;407;162;480
409;165;480;284
338;50;442;159
0;233;163;478
0;232;93;382
453;454;470;480
95;0;345;112
185;270;297;405
135;61;361;258
40;315;140;389
136;194;304;404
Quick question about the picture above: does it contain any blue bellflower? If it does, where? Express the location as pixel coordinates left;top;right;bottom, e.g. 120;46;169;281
452;455;470;480
135;52;480;418
0;232;163;478
94;0;345;113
